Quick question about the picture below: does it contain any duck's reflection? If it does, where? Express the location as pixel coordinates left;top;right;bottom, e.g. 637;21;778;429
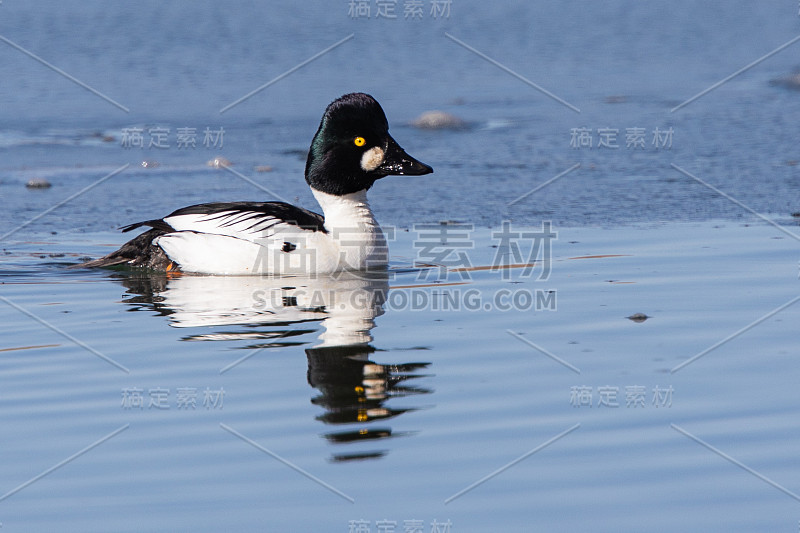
118;270;432;462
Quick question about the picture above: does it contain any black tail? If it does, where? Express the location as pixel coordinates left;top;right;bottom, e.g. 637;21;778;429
74;228;173;270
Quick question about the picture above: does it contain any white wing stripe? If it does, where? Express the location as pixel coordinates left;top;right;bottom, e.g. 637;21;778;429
164;211;299;240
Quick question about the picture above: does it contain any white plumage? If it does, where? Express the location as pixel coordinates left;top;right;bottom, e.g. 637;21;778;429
153;190;388;275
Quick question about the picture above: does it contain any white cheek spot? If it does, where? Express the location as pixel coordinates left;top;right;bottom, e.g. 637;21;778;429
360;146;385;172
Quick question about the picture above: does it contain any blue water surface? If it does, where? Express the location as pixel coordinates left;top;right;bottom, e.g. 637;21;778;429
1;2;800;532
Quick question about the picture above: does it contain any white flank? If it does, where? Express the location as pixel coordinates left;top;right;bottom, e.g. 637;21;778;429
153;188;388;275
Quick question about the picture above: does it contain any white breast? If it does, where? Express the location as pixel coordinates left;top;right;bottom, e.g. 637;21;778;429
311;188;388;271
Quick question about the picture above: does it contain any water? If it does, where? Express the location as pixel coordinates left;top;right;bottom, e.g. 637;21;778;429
2;1;800;531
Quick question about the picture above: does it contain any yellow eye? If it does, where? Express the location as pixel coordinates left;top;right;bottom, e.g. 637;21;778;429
354;136;366;147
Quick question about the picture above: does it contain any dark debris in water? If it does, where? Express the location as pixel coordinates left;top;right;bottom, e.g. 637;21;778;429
410;110;468;130
627;313;650;323
770;72;800;91
25;178;52;189
329;451;387;463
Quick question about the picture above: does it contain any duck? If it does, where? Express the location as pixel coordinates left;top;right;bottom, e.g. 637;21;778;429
80;93;433;275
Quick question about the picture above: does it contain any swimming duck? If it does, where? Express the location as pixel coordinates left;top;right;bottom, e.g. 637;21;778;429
81;93;433;274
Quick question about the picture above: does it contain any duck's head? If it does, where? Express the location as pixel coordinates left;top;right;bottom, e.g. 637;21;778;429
305;93;433;196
